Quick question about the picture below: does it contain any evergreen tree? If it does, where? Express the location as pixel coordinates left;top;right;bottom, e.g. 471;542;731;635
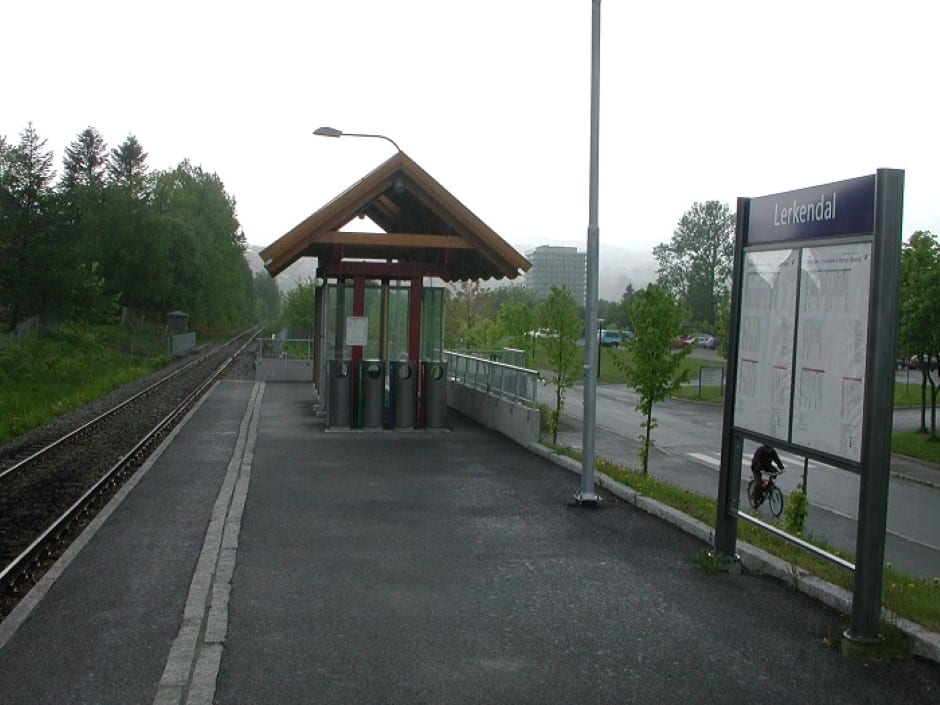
107;134;149;197
61;126;108;190
0;123;59;329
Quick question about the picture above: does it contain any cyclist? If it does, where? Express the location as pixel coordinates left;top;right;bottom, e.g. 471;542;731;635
751;442;784;502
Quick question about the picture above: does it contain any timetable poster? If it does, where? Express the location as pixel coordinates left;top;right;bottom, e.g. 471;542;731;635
791;243;871;461
734;249;799;439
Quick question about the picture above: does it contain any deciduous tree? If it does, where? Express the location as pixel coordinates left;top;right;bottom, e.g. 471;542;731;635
540;286;583;444
654;201;733;328
899;230;940;438
615;284;690;473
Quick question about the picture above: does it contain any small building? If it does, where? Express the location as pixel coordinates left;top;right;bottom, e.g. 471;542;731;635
259;151;530;428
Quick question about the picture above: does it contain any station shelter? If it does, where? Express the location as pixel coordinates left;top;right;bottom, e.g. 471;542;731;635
259;151;530;429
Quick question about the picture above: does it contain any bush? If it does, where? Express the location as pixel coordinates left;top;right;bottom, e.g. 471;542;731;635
783;483;808;535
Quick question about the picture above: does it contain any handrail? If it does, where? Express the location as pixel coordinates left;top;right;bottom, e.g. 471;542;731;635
444;350;539;408
737;510;856;572
255;337;313;360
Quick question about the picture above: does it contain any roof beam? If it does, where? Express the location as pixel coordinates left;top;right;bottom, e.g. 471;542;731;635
322;261;454;279
316;231;473;249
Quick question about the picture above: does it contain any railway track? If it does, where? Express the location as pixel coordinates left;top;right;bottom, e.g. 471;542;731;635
0;329;260;620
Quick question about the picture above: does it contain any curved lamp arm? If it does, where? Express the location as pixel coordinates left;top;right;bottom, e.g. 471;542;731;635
313;126;401;152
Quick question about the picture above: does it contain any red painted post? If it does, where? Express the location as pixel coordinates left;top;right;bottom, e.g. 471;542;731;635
352;276;366;424
408;277;423;425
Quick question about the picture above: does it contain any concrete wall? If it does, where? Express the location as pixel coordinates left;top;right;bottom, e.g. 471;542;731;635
447;380;540;447
255;359;314;382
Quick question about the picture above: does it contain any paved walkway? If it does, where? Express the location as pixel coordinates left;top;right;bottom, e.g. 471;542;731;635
0;381;938;704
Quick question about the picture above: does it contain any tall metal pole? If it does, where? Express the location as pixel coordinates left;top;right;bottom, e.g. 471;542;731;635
577;0;602;505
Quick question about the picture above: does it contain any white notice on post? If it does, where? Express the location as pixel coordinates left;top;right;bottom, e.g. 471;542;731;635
345;316;368;347
734;249;799;440
791;243;871;461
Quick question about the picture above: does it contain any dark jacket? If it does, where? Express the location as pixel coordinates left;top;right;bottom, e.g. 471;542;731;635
751;445;783;474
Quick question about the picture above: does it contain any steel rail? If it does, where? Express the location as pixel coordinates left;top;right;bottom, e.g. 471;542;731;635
0;356;204;483
0;329;258;596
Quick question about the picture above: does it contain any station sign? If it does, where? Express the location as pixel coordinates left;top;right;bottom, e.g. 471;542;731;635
747;174;876;245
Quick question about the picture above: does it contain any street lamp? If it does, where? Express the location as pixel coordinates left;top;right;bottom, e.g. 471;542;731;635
577;0;602;506
313;126;402;152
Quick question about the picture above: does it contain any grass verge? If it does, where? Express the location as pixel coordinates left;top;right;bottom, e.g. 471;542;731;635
0;324;168;445
892;431;940;465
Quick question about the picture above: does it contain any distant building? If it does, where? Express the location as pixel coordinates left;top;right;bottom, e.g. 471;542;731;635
525;245;586;305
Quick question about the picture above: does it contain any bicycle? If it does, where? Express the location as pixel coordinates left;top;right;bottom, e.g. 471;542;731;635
747;469;785;517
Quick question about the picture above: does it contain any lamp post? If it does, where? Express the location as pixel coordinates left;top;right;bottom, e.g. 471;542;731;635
313;126;402;152
597;318;605;379
577;0;602;506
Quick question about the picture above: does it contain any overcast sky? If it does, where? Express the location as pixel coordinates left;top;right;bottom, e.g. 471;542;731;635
5;1;938;257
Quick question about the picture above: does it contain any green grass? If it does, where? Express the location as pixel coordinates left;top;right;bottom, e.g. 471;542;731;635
892;430;940;465
0;325;168;444
674;372;920;408
546;443;940;634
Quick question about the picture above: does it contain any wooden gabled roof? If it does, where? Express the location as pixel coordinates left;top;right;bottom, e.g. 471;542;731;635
260;152;530;281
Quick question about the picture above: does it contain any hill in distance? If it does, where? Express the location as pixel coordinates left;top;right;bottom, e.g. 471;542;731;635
245;241;657;303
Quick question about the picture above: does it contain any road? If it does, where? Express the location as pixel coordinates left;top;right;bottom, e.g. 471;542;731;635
538;364;940;581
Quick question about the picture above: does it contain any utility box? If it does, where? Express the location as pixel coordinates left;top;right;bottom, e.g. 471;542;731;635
328;359;352;428
423;361;448;428
359;360;385;429
390;360;417;429
166;310;189;335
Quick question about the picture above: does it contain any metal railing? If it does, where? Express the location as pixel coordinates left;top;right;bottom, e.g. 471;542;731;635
737;510;856;573
255;337;313;361
444;350;539;407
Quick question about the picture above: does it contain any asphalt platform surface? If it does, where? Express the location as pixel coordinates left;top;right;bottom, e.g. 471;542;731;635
0;380;938;704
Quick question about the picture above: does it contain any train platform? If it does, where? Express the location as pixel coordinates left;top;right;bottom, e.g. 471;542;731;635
0;380;938;704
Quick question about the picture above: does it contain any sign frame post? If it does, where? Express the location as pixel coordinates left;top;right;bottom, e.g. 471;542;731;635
848;168;904;644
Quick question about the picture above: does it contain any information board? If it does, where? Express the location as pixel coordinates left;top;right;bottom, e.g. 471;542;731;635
791;242;871;461
734;249;799;439
733;242;872;462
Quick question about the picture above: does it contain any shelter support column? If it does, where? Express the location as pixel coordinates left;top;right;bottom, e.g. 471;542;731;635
409;277;423;426
333;277;346;359
408;277;422;362
313;283;323;391
380;279;389;362
351;276;366;423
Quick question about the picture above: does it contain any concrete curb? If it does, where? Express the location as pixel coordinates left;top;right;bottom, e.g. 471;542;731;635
527;441;940;664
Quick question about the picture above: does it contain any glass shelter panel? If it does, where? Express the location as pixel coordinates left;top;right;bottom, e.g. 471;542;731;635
323;282;443;362
421;287;444;362
324;282;353;361
387;285;411;361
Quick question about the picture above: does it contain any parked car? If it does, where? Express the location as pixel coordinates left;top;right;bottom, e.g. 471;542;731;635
530;329;558;340
599;330;622;347
908;354;939;370
686;333;718;350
